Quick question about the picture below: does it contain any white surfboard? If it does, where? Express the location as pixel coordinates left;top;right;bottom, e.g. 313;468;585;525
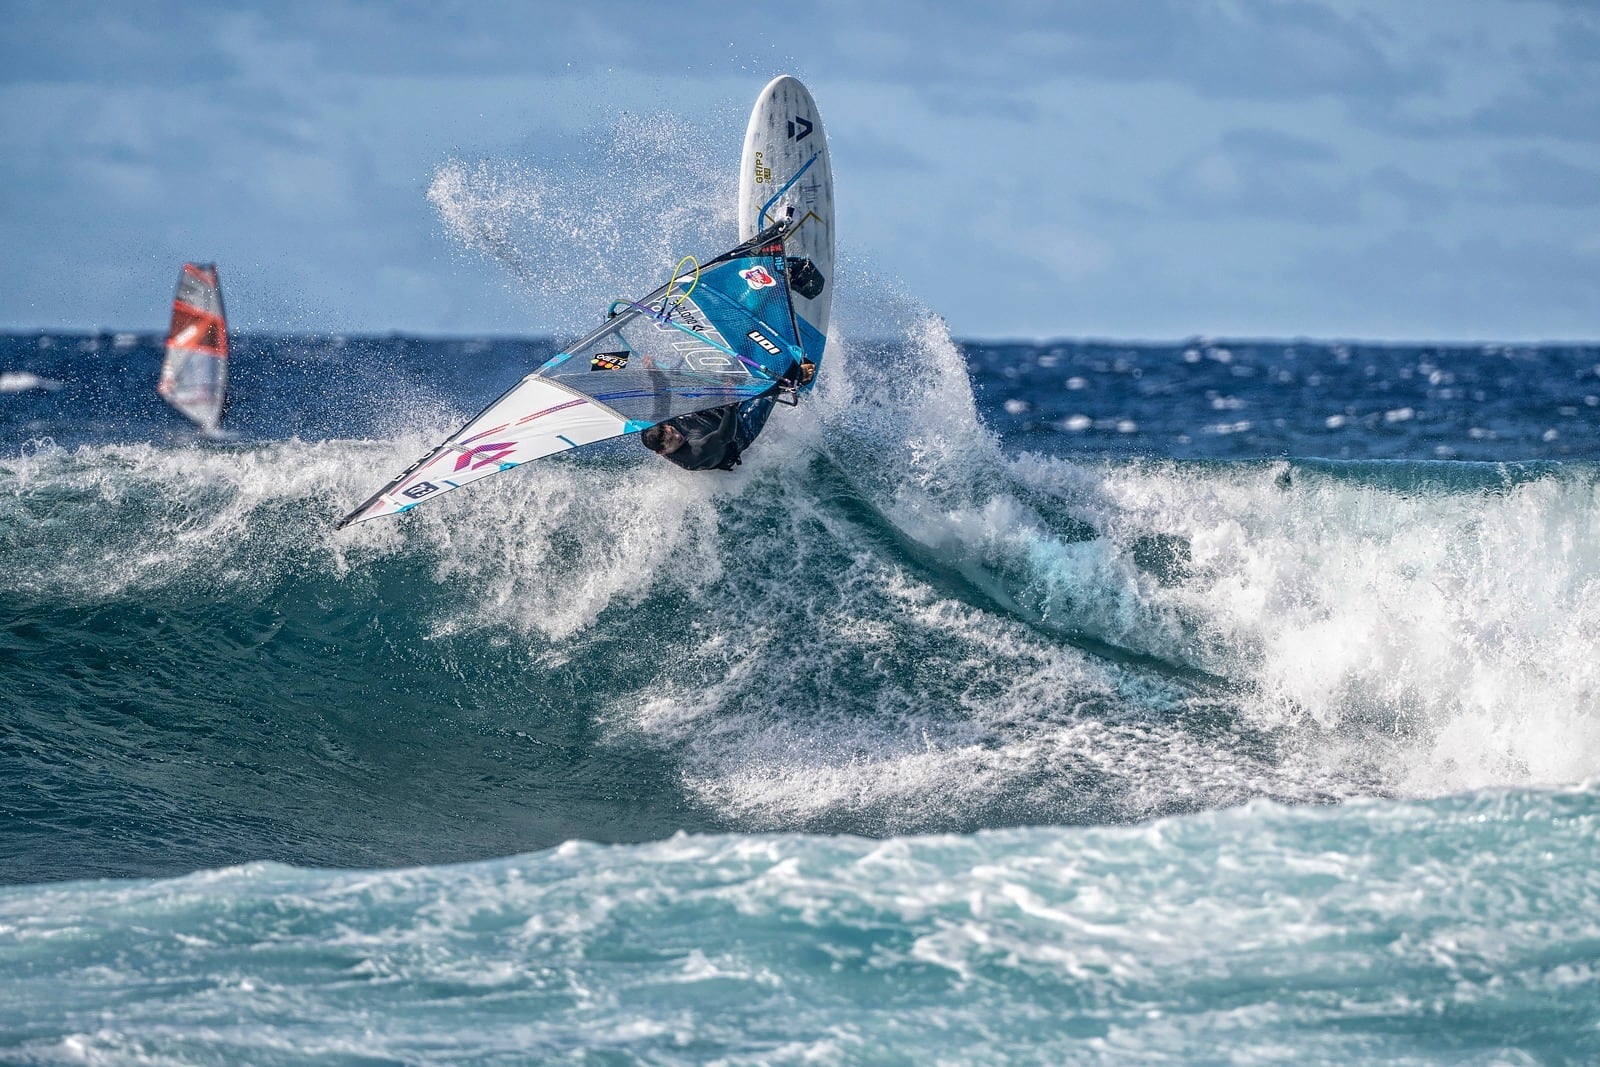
739;75;834;377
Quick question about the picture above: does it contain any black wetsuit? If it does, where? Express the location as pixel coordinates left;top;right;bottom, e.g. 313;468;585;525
658;393;780;471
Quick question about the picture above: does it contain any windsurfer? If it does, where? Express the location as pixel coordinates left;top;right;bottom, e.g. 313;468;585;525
641;359;815;470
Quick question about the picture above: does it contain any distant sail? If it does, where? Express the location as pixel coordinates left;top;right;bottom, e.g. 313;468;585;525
158;263;229;432
339;223;821;528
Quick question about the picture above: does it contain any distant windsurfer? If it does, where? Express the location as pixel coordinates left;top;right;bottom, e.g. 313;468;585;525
641;359;815;470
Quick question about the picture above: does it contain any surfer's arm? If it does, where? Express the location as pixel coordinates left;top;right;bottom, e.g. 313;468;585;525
663;406;741;470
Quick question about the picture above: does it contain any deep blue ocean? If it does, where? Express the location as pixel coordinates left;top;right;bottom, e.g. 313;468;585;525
4;324;1600;1064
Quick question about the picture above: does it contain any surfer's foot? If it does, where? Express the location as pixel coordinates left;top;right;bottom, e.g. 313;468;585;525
797;360;816;386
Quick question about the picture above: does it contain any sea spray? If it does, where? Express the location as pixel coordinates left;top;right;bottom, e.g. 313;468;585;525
427;111;739;336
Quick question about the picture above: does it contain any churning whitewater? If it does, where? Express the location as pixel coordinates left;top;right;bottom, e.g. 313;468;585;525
11;320;1600;884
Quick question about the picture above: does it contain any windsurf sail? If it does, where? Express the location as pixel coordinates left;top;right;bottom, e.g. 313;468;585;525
338;222;824;529
158;263;229;433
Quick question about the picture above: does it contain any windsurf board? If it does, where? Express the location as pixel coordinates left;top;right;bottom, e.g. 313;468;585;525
738;74;834;380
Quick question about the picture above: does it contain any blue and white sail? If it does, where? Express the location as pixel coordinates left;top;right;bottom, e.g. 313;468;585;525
338;224;821;528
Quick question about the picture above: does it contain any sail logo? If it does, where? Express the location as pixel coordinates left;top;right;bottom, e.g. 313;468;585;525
455;441;515;472
740;266;776;290
753;150;771;185
747;330;782;356
655;300;708;334
402;482;439;499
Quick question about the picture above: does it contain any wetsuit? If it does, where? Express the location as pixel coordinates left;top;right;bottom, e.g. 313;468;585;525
658;392;780;471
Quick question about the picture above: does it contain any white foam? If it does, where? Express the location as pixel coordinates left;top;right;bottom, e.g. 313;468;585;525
576;315;1369;825
1014;457;1600;793
0;371;63;393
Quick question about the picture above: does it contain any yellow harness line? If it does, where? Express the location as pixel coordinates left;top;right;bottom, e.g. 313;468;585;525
663;254;699;313
604;254;702;325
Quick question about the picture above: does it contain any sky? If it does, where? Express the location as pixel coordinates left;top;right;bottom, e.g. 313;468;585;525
2;0;1598;342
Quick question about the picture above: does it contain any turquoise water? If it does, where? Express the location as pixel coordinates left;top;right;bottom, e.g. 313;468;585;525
4;789;1597;1063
